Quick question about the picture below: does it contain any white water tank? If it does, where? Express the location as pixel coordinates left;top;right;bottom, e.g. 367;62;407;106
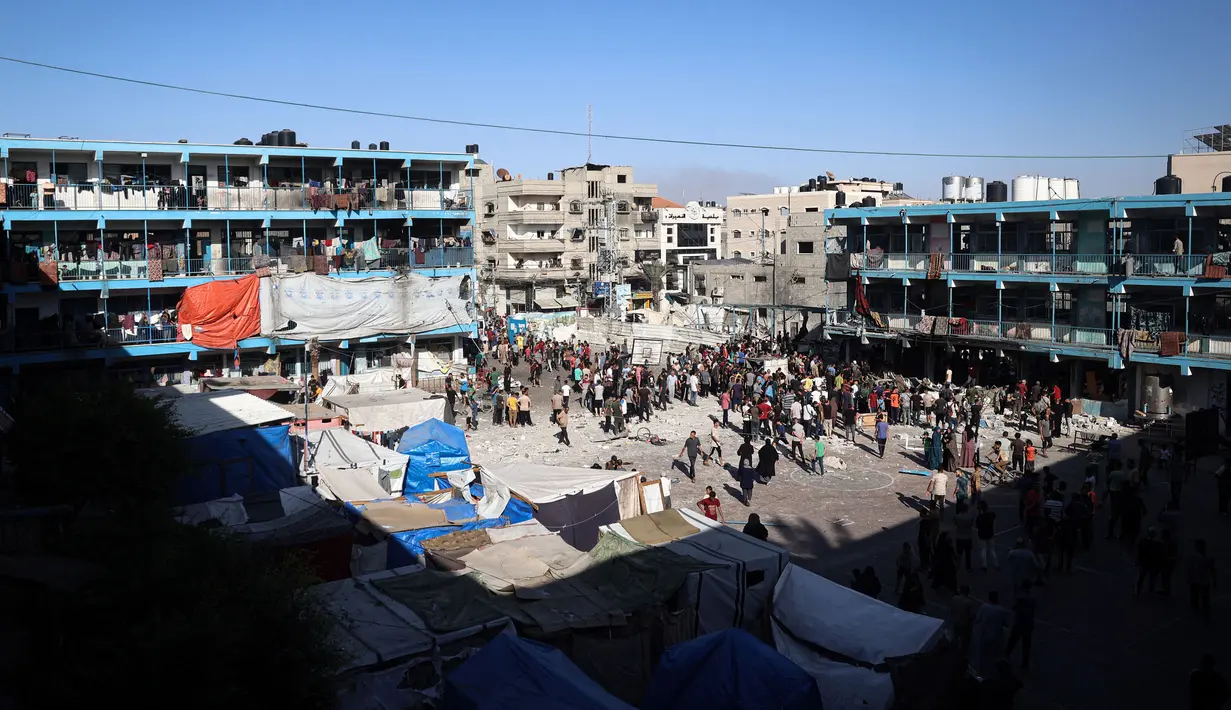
942;175;964;202
1063;177;1080;200
1011;175;1038;202
1046;177;1066;200
963;176;985;202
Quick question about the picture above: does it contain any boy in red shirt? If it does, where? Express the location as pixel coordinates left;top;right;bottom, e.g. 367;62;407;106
697;486;726;523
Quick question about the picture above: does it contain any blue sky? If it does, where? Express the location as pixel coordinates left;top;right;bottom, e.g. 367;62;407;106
3;0;1229;201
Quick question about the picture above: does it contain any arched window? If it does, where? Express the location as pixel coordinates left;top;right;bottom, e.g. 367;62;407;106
484;202;495;216
616;200;629;213
568;200;582;214
732;250;742;257
731;209;742;217
732;230;741;239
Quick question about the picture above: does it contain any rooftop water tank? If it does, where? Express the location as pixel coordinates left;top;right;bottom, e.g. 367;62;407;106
351;141;361;149
1063;178;1080;200
835;191;847;207
1011;175;1039;202
1046;177;1066;200
986;180;1009;203
963;176;985;202
941;175;963;202
861;196;876;207
1155;174;1182;195
278;129;296;146
379;141;390;151
1222;175;1231;193
368;143;378;150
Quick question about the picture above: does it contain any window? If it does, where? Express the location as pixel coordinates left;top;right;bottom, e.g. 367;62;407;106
587;180;600;198
619;228;630;241
797;241;815;254
616;201;629;213
571;257;583;269
51;162;88;184
569;200;582;213
666;226;675;235
732;209;742;218
466;168;482;177
617;174;627;184
103;163;173;185
667;235;674;243
732;230;741;239
732;250;742;257
588;208;601;226
484;202;495;216
805;207;819;213
754;275;767;283
9;161;37;183
730;274;744;280
780;207;790;217
792;276;806;284
408;170;447;189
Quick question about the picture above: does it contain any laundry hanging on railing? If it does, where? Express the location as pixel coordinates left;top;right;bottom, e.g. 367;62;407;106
1160;331;1186;357
927;252;944;280
863;247;885;270
1129;307;1172;339
1116;329;1135;359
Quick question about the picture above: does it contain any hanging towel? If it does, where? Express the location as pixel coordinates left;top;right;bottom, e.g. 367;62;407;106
361;237;381;262
1160;331;1185;357
1116;328;1135;360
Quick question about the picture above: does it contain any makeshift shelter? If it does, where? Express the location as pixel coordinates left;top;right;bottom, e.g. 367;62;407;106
199;375;299;399
345;488;535;569
317;367;407;400
324;388;452;431
162;390;297;504
642;629;822;710
176;273;262;349
176;486;354;581
318;565;513;709
259;272;471;341
602;507;789;637
480;463;643;550
444;634;634;710
302;428;410;501
395;418;471;494
771;563;951;710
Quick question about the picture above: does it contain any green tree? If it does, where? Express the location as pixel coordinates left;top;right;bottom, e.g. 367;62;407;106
5;383;341;709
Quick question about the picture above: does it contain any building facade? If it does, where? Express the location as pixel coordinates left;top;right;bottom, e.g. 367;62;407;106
0;134;478;381
475;163;657;314
827;191;1231;418
642;199;724;294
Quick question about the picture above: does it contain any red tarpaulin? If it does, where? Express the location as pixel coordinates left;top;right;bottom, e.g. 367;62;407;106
176;274;262;350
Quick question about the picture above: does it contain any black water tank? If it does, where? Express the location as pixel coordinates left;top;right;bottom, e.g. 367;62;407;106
368;143;378;150
986;180;1009;203
379;141;390;151
1222;175;1231;193
547;172;554;180
351;140;361;149
808;178;817;191
279;129;296;146
893;182;904;192
861;196;876;207
1155;174;1182;195
818;175;829;190
234;137;253;145
465;143;479;154
799;185;810;193
835;191;846;207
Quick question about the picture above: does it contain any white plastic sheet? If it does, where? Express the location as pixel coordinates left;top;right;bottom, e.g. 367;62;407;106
260;273;471;341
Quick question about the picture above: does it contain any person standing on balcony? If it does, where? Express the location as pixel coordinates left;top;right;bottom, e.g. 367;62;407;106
1174;234;1186;275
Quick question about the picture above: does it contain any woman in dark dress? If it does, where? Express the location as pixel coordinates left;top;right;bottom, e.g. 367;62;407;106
931;532;959;592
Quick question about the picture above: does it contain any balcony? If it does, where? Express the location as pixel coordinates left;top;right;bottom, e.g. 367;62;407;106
377;247;474;269
1;183;471;213
494;266;573;281
634;210;657;223
501;238;567;254
854;252;1211;278
7;324;180;353
505;209;565;223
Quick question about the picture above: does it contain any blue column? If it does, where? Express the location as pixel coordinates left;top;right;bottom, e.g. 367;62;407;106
52;221;58;258
1051;287;1056;343
1188;214;1194;275
1050;220;1056;272
185;227;190;273
903;220;909;267
263;163;269;210
302;218;308;258
301;156;306;209
225;219;231;273
997;286;1002;328
997;221;1002;270
224;155;230;209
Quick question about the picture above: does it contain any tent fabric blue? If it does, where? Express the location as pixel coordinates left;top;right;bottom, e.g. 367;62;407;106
642;629;823;710
395;418;472;494
345;484;535;568
444;634;634;710
176;424;296;504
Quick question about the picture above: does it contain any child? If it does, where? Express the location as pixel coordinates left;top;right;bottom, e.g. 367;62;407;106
1024;440;1037;474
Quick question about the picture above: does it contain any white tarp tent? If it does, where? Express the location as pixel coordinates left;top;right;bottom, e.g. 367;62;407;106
771;563;946;710
259;272;471;341
602;507;788;636
481;463;642;550
303;428;410;502
318;368;408;400
323;389;452;431
161;390;293;436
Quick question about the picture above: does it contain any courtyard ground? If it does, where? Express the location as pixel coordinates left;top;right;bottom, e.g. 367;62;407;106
459;361;1231;710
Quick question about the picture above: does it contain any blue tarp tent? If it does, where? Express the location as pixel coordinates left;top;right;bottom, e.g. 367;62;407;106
444;634;634;710
395;418;471;494
177;424;297;505
642;629;823;710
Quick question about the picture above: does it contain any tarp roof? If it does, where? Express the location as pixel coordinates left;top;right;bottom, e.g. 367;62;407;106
482;463;638;504
324;389;450;432
274;402;337;421
642;629;822;710
324;388;439;409
200;375;299;392
164;390;293;437
534;295;580;310
444;634;635;710
773;563;944;667
306;428;410;472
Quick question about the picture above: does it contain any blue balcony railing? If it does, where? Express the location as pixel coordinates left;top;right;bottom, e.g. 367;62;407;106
858;252;1212;278
2;183;471;213
9;324;179;353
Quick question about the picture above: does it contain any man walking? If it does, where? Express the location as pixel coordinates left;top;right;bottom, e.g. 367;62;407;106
679;430;702;480
705;421;724;467
927;468;949;515
555;407;571;447
876;414;890;458
812;435;825;476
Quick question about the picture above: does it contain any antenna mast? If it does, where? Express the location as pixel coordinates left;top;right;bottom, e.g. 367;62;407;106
587;104;592;163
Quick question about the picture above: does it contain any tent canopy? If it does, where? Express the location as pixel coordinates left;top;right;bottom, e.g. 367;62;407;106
324;388;451;431
396;418;472;494
481;463;636;504
163;390;293;437
176;423;296;504
444;633;635;710
308;428;409;471
642;629;822;710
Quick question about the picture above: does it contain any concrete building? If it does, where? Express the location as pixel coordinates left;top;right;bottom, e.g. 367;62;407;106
638;198;724;294
723;178;898;260
475;162;656;314
827;186;1231;421
1170;124;1231;194
0;134;477;380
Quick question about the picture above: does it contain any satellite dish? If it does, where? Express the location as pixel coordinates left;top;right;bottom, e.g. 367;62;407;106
496;168;511;181
825;171;836;180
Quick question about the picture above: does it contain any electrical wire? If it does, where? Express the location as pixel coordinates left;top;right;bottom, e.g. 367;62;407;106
0;55;1170;161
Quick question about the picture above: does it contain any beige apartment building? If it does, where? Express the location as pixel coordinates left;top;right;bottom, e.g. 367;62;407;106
1169;125;1231;193
723;178;900;259
474;162;657;313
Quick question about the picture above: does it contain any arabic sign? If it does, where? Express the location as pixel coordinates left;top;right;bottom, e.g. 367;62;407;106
592;281;611;297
